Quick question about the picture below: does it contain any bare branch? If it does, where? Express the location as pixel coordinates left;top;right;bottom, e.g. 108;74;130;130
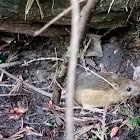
22;57;63;66
0;61;21;68
34;0;85;36
79;0;101;45
66;0;80;139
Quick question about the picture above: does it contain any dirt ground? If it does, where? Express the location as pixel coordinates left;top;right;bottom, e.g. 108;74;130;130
0;26;140;140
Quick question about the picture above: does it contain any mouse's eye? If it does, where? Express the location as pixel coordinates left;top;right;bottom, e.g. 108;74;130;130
126;87;132;91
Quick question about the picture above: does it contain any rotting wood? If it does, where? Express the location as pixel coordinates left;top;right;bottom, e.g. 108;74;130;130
0;20;70;37
0;0;139;36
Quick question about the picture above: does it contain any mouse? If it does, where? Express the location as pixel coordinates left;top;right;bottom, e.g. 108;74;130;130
74;72;140;108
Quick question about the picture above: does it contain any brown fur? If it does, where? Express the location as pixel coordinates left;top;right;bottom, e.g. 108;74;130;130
74;73;140;107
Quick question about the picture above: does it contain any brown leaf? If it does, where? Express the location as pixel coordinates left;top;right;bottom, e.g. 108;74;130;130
15;106;27;115
9;114;21;120
110;126;119;138
48;100;53;108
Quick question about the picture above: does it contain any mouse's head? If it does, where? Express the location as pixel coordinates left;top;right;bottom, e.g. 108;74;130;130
110;74;140;98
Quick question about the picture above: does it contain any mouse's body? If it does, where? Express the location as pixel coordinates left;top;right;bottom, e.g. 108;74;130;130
74;73;140;108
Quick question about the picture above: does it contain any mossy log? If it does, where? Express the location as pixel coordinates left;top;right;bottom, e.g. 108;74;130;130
0;0;139;36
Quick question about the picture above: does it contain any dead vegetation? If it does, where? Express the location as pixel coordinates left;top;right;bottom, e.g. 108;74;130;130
0;0;140;140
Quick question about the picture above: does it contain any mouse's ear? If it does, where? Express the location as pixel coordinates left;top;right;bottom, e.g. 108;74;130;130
110;82;119;90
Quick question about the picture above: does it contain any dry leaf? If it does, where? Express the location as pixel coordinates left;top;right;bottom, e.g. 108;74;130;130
10;109;15;114
48;100;53;108
61;89;66;95
110;126;119;138
9;114;21;120
16;106;27;115
13;107;19;112
12;106;27;115
26;130;43;136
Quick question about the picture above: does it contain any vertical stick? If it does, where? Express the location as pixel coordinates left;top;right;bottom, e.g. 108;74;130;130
79;0;101;45
66;0;80;139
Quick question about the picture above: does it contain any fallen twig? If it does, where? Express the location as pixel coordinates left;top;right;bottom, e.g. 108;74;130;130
0;94;25;96
0;61;21;68
3;127;34;140
0;68;65;99
125;0;137;24
0;71;4;81
54;105;104;113
100;108;107;140
22;57;64;66
91;129;102;140
0;84;15;87
74;125;94;140
7;74;23;95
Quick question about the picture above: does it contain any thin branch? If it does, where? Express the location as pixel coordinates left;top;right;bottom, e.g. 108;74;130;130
66;0;80;139
51;0;55;15
0;71;3;81
22;57;63;66
34;0;85;36
36;0;44;19
125;0;138;24
0;84;15;87
108;0;115;13
79;0;101;45
0;61;21;68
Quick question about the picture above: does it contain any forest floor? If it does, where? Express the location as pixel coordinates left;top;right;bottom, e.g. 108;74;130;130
0;26;140;140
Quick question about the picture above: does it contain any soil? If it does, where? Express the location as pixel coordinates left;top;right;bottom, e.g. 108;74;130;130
0;27;140;140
